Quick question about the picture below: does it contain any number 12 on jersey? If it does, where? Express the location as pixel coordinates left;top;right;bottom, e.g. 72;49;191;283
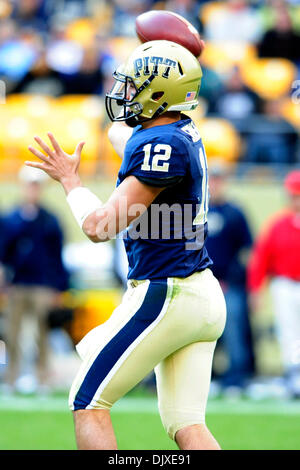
141;143;171;172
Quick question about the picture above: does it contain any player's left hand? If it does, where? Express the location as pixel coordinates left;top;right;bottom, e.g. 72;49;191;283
26;133;85;184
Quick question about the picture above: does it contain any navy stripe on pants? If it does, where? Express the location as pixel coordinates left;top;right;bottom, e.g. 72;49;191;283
73;280;168;410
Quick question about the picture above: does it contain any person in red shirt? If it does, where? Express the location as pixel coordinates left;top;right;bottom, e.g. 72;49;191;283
248;170;300;398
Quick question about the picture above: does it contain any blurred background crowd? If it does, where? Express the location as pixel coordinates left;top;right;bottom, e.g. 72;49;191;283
0;0;300;402
1;0;300;173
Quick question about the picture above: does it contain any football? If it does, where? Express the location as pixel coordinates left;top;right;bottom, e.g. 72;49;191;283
135;10;204;58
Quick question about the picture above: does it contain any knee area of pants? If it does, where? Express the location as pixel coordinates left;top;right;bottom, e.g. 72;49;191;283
159;407;206;441
70;403;112;412
69;391;112;411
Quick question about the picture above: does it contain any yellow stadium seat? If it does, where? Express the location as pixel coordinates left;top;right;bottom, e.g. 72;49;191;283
200;2;228;25
5;93;55;110
200;41;257;73
0;112;34;175
240;58;297;100
193;117;241;163
65;18;98;47
0;94;104;178
6;95;57;138
0;95;56;175
101;124;123;178
92;1;113;32
4;94;56;130
109;37;141;64
57;95;105;120
70;289;122;344
54;96;105;175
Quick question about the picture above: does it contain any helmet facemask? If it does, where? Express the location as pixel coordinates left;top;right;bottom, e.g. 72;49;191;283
106;70;159;127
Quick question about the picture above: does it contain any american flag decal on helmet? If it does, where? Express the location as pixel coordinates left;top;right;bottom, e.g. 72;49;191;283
185;91;196;101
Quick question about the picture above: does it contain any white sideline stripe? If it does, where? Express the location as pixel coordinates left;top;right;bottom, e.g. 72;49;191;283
87;279;174;409
1;396;300;416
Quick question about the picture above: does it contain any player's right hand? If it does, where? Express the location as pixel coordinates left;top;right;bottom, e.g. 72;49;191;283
26;133;85;193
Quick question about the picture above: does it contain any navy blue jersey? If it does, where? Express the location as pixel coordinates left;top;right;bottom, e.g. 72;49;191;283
116;115;213;280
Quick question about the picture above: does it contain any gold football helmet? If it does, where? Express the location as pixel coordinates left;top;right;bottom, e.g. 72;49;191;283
105;40;202;127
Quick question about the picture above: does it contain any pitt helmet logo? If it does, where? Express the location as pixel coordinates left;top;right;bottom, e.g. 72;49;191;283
134;56;177;79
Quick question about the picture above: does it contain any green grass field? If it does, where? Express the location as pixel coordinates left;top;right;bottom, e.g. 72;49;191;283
1;393;300;450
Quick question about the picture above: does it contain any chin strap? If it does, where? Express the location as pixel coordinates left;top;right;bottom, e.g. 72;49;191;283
126;101;169;128
125;114;142;128
151;102;168;119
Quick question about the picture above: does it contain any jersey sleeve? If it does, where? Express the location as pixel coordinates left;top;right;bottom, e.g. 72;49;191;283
124;134;188;188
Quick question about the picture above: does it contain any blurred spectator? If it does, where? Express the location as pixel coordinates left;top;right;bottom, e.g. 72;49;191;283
206;162;255;393
61;45;104;95
0;0;297;178
111;0;151;36
0;166;69;394
0;18;17;45
258;4;300;62
165;0;202;31
243;99;299;167
11;0;50;33
203;0;262;43
211;66;260;122
45;40;84;75
248;170;300;398
11;49;66;96
199;65;224;113
0;37;38;84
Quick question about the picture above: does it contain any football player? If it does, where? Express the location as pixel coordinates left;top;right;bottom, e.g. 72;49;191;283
248;170;300;398
26;40;226;450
